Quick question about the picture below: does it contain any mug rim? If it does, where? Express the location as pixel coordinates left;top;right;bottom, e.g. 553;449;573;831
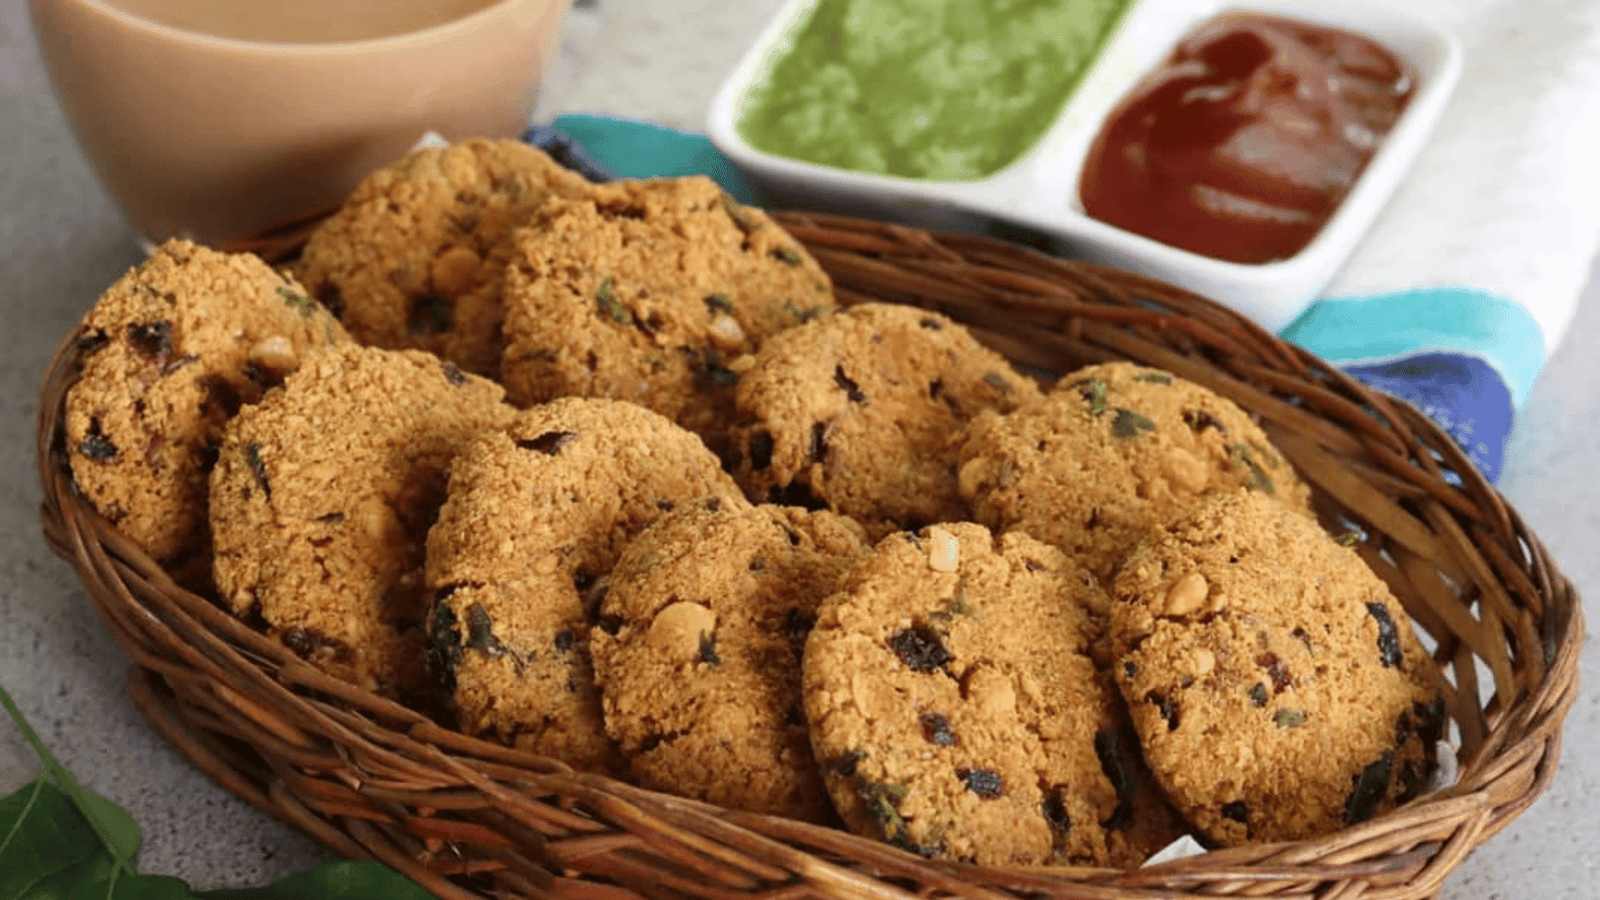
67;0;530;54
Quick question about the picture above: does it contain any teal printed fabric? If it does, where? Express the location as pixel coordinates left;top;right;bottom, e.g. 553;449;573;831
1283;288;1546;481
546;115;763;204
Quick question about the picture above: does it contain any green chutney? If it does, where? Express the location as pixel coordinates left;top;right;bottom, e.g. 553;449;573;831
737;0;1132;181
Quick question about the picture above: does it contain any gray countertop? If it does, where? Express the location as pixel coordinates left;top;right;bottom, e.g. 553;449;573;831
1;0;1594;895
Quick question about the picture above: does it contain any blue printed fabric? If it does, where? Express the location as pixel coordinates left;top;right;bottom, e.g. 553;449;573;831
1340;352;1512;481
1281;287;1544;483
526;117;1536;483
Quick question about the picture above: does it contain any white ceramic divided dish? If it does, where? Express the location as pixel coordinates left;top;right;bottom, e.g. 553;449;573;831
706;0;1464;333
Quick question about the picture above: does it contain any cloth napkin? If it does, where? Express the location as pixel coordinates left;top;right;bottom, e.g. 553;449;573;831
529;0;1600;483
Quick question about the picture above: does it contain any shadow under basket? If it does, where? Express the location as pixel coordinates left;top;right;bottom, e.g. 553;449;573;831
37;210;1582;900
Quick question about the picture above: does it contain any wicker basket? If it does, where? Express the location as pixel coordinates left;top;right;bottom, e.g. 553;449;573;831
37;210;1581;900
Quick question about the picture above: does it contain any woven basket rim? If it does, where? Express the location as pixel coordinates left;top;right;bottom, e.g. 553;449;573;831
36;209;1584;900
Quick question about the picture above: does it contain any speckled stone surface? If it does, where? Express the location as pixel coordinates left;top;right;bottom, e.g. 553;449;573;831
0;0;1594;895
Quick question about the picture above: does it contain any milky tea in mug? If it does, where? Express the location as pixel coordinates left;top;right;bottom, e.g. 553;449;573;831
101;0;503;43
29;0;567;245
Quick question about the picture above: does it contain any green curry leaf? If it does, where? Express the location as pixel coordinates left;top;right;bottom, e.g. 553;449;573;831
0;780;100;899
1;684;438;899
26;851;194;900
0;686;141;880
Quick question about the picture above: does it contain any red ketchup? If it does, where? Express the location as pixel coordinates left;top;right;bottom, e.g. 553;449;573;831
1078;12;1416;264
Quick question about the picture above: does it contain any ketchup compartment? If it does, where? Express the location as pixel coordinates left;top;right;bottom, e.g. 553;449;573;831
1077;11;1417;265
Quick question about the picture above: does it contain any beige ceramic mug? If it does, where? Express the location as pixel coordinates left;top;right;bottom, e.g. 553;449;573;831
29;0;567;246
